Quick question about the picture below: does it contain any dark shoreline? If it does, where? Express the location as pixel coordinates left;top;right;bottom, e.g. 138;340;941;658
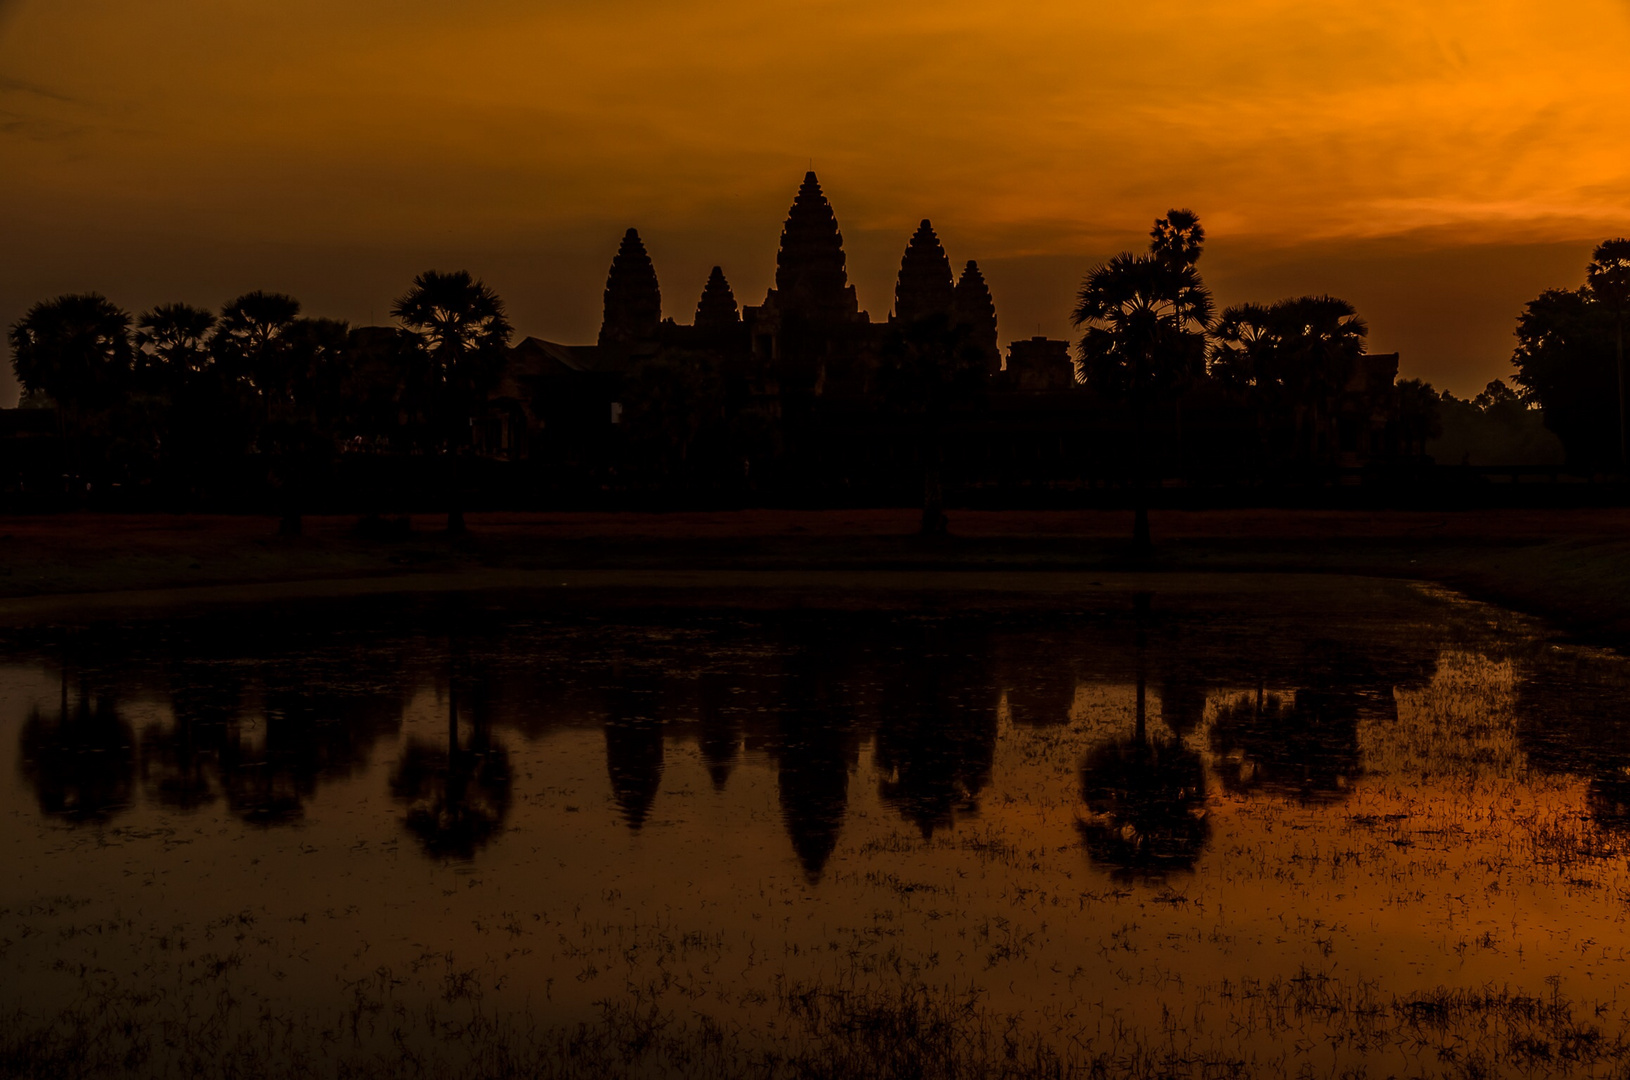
0;509;1623;648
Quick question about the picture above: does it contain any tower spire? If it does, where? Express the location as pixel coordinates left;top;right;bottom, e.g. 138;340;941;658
894;219;954;324
772;172;859;324
954;259;1000;373
695;266;740;330
598;228;661;357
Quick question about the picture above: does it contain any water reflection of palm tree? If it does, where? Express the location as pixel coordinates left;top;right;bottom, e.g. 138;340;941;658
390;680;512;859
1077;665;1210;878
1209;682;1363;805
221;666;401;826
140;663;243;812
19;672;136;825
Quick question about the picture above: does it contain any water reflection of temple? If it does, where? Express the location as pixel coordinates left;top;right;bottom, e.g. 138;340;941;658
22;596;1625;879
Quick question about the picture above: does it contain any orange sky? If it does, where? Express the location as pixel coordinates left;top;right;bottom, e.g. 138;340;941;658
3;0;1628;401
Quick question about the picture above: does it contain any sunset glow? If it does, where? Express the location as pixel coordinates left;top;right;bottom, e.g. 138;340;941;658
3;0;1628;396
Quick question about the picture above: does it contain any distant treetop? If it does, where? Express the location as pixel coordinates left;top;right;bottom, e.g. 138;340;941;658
1150;209;1205;267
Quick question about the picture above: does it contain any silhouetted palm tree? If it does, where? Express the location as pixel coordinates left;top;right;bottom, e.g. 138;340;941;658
1071;252;1211;554
134;303;216;385
10;293;133;436
8;293;134;414
212;293;350;534
1212;295;1367;470
267;317;350;535
8;293;136;495
1258;296;1367;466
1586;238;1630;469
213;291;302;392
1210;302;1275;391
131;304;234;502
1149;209;1205;268
391;270;512;533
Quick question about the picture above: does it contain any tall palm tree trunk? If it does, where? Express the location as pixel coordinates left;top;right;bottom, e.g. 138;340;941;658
446;447;466;535
448;681;459;759
1617;315;1626;473
277;455;303;537
1132;380;1151;557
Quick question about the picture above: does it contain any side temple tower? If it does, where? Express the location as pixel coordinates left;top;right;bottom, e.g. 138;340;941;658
893;219;955;324
598;227;662;366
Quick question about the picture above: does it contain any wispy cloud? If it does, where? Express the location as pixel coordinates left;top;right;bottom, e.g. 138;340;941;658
0;75;82;105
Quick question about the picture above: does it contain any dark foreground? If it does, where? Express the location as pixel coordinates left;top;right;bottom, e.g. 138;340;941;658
3;576;1630;1078
0;508;1627;647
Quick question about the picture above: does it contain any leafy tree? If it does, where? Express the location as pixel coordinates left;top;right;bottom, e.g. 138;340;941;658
1432;378;1564;467
1072;250;1211;553
1394;377;1441;459
391;271;512;533
1511;286;1618;468
1585;238;1630;468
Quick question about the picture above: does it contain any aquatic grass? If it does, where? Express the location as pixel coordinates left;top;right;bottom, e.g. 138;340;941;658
8;964;1630;1080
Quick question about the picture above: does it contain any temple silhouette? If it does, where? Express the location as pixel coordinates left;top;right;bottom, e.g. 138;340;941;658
0;170;1472;511
489;172;1406;498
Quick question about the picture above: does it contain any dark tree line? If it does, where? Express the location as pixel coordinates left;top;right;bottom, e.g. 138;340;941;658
1071;210;1387;552
9;227;1627;532
1070;218;1630;549
7;270;510;532
1509;239;1630;470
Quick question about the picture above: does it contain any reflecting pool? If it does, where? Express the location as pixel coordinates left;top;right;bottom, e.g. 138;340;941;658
3;577;1629;1077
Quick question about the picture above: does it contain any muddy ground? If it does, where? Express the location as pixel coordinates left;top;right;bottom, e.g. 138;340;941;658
0;508;1624;646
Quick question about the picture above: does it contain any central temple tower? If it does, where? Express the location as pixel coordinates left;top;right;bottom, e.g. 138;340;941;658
769;172;861;324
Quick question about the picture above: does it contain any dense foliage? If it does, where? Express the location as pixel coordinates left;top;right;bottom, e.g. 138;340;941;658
1510;240;1630;469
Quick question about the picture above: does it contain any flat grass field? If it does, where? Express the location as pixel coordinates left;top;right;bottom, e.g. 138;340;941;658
0;508;1625;646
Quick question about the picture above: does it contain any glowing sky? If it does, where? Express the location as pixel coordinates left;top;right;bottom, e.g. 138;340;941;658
3;0;1629;401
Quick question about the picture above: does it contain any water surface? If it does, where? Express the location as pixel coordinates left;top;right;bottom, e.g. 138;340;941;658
3;578;1629;1077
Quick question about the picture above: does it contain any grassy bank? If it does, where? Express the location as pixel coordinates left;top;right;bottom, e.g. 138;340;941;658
0;509;1624;646
6;968;1626;1080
